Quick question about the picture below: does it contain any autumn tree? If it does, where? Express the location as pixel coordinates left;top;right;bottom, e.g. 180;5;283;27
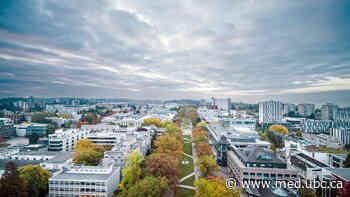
196;142;214;158
124;176;170;197
119;151;143;192
297;185;317;197
270;144;277;152
73;139;104;166
144;153;181;187
19;165;51;197
165;123;182;134
143;118;162;127
195;177;240;197
154;134;183;159
269;125;289;135
296;130;303;137
198;156;219;177
0;162;27;197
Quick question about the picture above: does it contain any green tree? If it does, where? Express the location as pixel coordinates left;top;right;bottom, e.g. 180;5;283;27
119;151;143;192
0;162;27;197
198;156;219;177
296;130;303;137
344;152;350;168
19;165;51;197
31;112;50;123
119;176;169;197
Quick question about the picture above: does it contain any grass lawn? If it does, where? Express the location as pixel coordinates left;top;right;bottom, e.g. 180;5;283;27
183;136;193;156
305;145;348;154
181;154;194;177
176;187;195;197
182;174;195;186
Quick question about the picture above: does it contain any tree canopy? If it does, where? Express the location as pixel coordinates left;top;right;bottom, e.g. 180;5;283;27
268;125;288;135
195;177;240;197
0;162;27;197
73;139;104;166
19;165;51;197
119;151;144;192
197;156;219;177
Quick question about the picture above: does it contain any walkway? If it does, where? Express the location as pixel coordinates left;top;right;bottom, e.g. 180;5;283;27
183;152;193;159
177;184;197;191
179;172;195;183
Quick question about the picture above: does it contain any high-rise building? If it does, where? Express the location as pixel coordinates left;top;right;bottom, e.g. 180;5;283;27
212;98;231;112
336;107;350;121
298;103;315;117
321;103;338;120
258;101;283;123
283;103;296;115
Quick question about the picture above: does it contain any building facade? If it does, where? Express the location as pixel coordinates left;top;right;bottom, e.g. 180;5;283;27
258;101;283;123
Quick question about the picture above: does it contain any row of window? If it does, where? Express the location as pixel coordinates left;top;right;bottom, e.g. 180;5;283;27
49;181;106;186
49;187;106;192
242;172;297;178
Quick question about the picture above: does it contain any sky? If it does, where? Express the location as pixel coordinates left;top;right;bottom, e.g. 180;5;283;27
0;0;350;106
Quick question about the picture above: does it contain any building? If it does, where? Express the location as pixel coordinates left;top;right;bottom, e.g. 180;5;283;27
328;154;347;168
48;129;90;151
48;162;120;197
214;98;231;112
330;127;350;145
227;146;298;185
0;118;16;139
336;107;350;121
303;119;332;134
283;104;296;115
321;103;338;120
15;123;47;137
297;103;315;117
258;101;283;123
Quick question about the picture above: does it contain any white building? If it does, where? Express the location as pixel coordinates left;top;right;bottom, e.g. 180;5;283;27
259;101;284;123
48;129;90;151
48;162;120;197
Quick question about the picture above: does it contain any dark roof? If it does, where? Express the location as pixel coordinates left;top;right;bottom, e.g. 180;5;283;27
237;147;285;164
297;153;328;168
290;155;313;171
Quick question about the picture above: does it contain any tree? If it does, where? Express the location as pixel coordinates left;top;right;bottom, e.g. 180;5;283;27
165;123;181;134
73;139;104;166
296;130;303;137
195;177;240;197
31;112;50;123
19;165;51;197
28;134;40;144
119;176;169;197
269;125;288;135
297;186;316;197
344;153;350;168
154;134;183;159
270;144;277;152
0;162;27;197
144;153;181;187
196;142;214;158
198;156;219;177
196;122;208;129
76;120;81;128
119;151;143;192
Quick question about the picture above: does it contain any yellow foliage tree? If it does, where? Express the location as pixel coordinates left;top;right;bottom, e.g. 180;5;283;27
73;139;104;166
198;156;219;177
154;134;183;160
269;125;288;135
194;177;240;197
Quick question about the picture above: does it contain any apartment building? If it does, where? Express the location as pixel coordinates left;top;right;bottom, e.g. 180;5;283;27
48;129;90;151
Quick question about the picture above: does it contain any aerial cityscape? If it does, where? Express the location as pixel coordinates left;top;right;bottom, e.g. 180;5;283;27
1;1;350;197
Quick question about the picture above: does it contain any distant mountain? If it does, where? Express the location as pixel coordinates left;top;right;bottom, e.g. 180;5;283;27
163;99;200;105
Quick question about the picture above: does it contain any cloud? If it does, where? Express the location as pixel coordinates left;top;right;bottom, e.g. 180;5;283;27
0;0;350;105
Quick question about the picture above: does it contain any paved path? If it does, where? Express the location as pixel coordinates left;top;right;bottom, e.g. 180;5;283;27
183;152;193;159
177;184;197;191
192;141;201;181
179;172;195;183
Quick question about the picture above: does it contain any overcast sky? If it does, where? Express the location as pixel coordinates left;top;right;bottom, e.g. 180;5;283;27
0;0;350;105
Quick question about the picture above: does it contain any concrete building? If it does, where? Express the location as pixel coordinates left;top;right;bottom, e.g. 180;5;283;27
258;101;283;123
214;98;231;112
297;103;315;117
336;107;350;121
227;146;298;185
48;129;90;151
283;103;296;115
328;154;347;168
321;103;338;120
48;162;120;197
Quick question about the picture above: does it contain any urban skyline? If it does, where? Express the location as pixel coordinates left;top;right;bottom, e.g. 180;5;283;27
1;0;350;105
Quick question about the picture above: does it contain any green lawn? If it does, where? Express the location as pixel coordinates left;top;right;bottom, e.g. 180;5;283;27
183;136;193;156
182;175;195;186
305;145;348;154
181;154;194;177
176;187;195;197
